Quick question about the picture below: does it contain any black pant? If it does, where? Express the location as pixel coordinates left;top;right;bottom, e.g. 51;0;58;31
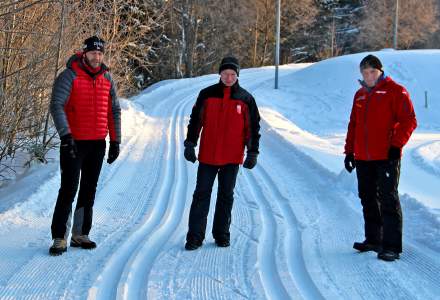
186;163;239;244
355;159;402;253
51;140;106;239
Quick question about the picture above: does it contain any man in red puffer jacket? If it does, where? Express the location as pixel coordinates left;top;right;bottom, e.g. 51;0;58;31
183;56;261;250
344;54;417;262
49;36;121;256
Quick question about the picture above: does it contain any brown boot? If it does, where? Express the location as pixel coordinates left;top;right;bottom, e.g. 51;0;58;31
70;235;97;249
49;238;67;256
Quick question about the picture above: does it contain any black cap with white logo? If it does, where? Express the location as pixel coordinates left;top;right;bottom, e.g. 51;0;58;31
83;36;105;53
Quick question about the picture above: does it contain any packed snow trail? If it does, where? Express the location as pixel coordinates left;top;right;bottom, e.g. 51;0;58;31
0;60;439;299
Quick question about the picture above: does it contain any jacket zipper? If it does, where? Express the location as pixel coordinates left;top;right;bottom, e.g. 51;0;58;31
213;89;228;163
93;79;97;132
364;91;372;160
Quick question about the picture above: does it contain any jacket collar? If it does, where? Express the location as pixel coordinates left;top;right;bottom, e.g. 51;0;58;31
218;79;240;94
67;52;108;79
358;72;389;93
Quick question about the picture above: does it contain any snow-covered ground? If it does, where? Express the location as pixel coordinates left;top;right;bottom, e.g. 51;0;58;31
413;140;440;177
0;50;439;299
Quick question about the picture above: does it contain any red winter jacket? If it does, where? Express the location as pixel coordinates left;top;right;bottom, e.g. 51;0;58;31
50;53;121;143
185;81;261;166
345;75;417;161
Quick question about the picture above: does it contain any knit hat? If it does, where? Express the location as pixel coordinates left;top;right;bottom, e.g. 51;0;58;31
219;56;240;76
82;36;105;53
360;54;383;71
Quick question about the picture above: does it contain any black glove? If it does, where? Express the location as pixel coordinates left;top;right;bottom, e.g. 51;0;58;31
388;146;401;160
60;134;77;159
107;141;120;164
344;153;355;173
184;140;197;163
243;152;258;169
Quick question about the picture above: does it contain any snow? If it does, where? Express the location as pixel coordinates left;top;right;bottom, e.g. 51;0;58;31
253;50;440;211
0;50;439;299
413;140;440;176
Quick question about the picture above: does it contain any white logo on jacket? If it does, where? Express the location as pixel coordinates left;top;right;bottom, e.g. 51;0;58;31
236;104;242;114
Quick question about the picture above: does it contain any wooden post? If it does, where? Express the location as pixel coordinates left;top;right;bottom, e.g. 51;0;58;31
274;0;281;89
425;91;428;109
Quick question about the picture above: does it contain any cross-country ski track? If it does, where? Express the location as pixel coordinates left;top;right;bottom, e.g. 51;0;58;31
0;63;439;300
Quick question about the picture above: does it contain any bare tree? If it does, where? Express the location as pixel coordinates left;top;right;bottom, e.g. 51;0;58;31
358;0;439;50
3;0;436;183
0;1;61;168
0;0;169;182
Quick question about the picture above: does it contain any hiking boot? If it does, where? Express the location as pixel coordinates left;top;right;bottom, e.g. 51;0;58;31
49;238;67;256
378;250;400;262
353;240;382;253
185;241;202;251
215;239;230;248
70;235;97;249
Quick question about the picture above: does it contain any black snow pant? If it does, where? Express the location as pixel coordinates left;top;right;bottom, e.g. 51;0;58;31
355;159;403;253
186;163;239;245
51;140;106;239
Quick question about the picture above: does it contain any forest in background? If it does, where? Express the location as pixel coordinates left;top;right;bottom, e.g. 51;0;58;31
0;0;439;182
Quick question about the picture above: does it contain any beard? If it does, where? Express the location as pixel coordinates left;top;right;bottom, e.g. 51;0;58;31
84;55;102;69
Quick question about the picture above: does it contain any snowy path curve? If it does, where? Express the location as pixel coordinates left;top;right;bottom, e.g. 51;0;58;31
0;67;439;299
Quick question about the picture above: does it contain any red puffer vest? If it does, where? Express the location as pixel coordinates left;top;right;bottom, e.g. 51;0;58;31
65;54;113;141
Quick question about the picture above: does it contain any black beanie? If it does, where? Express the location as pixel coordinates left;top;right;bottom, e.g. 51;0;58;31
219;56;240;76
360;54;383;71
83;36;105;53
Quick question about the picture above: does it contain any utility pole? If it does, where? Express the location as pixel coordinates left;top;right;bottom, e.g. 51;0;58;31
331;15;335;57
275;0;281;89
393;0;399;49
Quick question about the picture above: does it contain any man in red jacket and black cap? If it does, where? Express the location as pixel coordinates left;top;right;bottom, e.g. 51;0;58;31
48;36;121;255
184;56;261;250
344;54;417;261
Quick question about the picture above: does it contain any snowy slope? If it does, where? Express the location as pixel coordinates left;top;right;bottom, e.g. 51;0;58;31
257;49;440;135
0;50;439;299
413;140;440;176
254;49;440;211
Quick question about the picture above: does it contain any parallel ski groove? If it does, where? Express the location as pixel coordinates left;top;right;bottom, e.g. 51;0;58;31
116;92;191;300
254;164;325;299
240;172;291;299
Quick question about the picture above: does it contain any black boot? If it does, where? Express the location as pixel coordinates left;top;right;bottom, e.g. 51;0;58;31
378;250;400;261
353;240;382;253
185;241;202;251
215;239;230;248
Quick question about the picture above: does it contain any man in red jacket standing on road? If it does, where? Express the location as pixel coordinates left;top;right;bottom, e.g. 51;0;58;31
183;56;261;250
344;54;417;261
49;36;121;255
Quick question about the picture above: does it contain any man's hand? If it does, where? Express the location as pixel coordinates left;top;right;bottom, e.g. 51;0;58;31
388;146;401;161
107;141;120;164
60;134;77;159
184;141;197;163
344;153;355;173
243;152;258;169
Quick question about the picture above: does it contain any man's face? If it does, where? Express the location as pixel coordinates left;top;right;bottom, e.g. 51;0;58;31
220;69;238;86
361;67;382;88
85;50;104;68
